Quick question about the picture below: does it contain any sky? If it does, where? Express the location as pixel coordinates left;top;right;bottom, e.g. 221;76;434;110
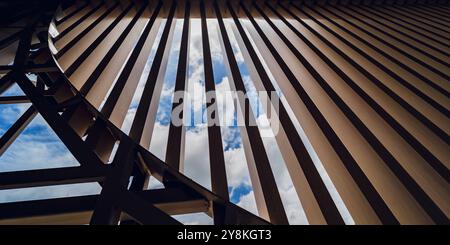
0;15;354;225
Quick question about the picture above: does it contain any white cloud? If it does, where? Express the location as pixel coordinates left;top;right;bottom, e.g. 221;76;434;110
236;190;258;216
1;83;25;96
258;127;308;224
207;19;226;63
147;176;164;189
0;104;30;125
223;147;251;188
183;126;211;190
215;77;238;127
148;122;169;160
0;183;101;203
0;112;100;206
224;19;245;64
0;115;78;172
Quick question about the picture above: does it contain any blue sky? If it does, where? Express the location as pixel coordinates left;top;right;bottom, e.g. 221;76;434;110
0;79;102;204
0;16;355;225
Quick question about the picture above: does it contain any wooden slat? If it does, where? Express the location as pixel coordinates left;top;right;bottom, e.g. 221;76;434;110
129;0;178;145
214;1;288;225
200;0;229;225
231;1;341;225
165;0;191;171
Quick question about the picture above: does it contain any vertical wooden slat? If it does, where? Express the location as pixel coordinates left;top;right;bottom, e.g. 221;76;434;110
339;6;450;91
386;7;450;31
272;2;449;223
129;0;178;144
231;1;343;225
53;1;104;43
200;0;229;225
165;0;191;171
264;1;447;224
54;1;90;31
363;5;450;41
286;3;450;183
214;0;288;225
307;6;450;139
325;6;450;117
97;1;162;120
54;3;110;51
107;8;164;130
79;1;150;96
138;20;177;149
54;2;119;60
65;3;135;79
249;1;401;224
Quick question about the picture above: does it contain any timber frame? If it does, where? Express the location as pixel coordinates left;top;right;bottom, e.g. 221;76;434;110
0;0;449;225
